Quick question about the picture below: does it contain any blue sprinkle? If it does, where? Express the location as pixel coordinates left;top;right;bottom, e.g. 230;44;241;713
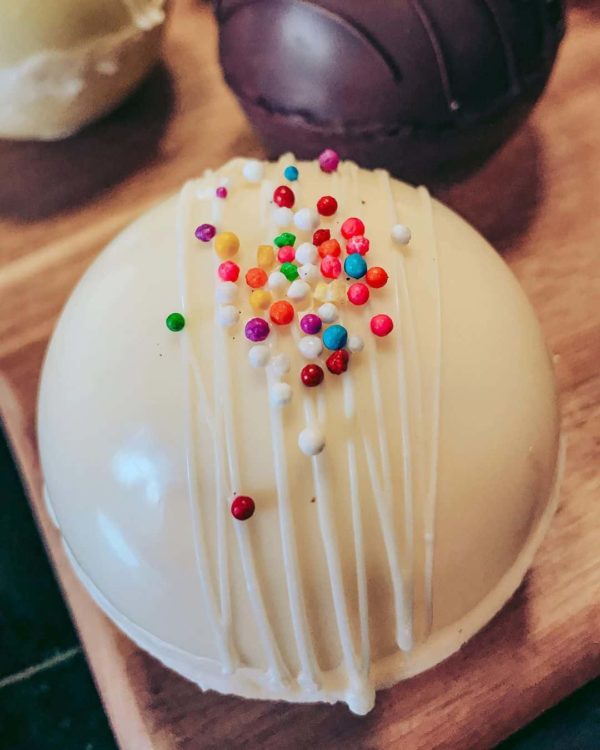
344;254;367;279
284;165;299;181
323;324;348;351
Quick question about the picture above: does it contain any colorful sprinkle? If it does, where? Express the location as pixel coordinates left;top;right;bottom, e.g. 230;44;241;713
366;266;388;288
295;242;318;265
298;263;320;284
346;235;370;255
301;363;325;387
214;232;240;259
245;267;268;289
371;314;394;337
216;281;238;303
344;254;367;279
341;217;365;239
195;223;216;242
284;165;299;181
298;426;326;455
274;206;294;227
248;344;270;368
280;262;299;281
323;324;348;350
391;224;412;245
274;232;296;248
270;300;294;325
242;160;264;183
166;312;185;331
320;255;342;279
277;245;296;263
217;305;240;327
294;207;319;232
316;195;338;216
231;495;255;520
216;186;228;199
348;335;365;352
313;228;330;246
298;336;323;359
245;317;270;342
273;185;295;208
257;244;275;269
318;302;339;323
300;313;322;335
287;279;311;300
218;260;240;282
318;239;341;258
270;382;293;406
347;282;370;305
318;148;340;173
326;349;350;375
250;289;272;312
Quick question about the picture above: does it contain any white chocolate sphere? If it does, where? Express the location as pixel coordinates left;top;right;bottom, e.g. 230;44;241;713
0;0;166;140
38;157;561;714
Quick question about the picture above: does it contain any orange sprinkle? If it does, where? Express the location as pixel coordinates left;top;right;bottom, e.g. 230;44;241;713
270;300;295;325
245;266;268;288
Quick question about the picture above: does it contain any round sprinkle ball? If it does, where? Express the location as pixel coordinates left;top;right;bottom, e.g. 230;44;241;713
298;426;326;456
250;289;272;312
317;195;338;217
298;336;323;359
257;244;275;269
318;302;338;323
392;224;412;245
347;282;370;306
166;312;185;332
341;217;365;240
277;245;296;263
273;185;295;208
294;207;319;232
318;148;340;174
313;228;330;246
274;232;296;248
248;344;270;368
318;238;341;258
366;266;388;288
245;317;270;342
298;263;319;284
242;159;264;183
218;260;240;282
371;314;394;337
326;349;350;375
245;267;268;289
348;335;365;352
280;262;299;282
295;242;318;265
344;254;367;279
270;300;294;325
301;363;324;387
268;271;288;291
323;324;348;350
270;352;291;376
215;186;228;199
231;495;255;521
284;165;299;181
274;206;294;227
216;281;238;304
300;313;322;335
218;305;240;327
320;255;342;279
195;223;216;242
270;382;293;407
287;279;311;300
346;235;370;256
214;232;240;260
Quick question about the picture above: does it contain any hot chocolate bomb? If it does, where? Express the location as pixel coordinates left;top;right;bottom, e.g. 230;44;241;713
216;0;564;180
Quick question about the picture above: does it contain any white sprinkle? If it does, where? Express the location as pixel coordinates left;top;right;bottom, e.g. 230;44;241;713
217;305;239;327
268;271;288;292
273;207;294;227
298;426;326;456
348;335;365;353
270;352;291;376
298;263;320;285
391;223;412;245
248;345;270;368
295;242;318;265
287;279;311;300
318;302;339;323
242;159;264;183
216;281;238;304
270;382;293;406
294;207;319;232
298;336;323;359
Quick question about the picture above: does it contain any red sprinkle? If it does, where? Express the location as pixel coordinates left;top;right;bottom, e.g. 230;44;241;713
341;217;365;239
316;195;338;216
371;314;394;337
321;255;342;279
366;266;388;288
301;363;325;387
218;260;240;282
347;282;370;305
326;349;350;375
318;239;341;258
313;228;331;246
346;235;370;255
273;185;295;208
231;495;255;520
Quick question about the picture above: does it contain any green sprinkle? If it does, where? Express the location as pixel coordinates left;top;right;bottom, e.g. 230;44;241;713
280;262;299;281
166;312;185;332
274;232;296;248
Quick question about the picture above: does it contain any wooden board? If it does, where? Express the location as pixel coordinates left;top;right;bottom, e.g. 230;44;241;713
1;1;599;747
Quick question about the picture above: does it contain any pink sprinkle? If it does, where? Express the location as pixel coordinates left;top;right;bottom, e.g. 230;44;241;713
371;314;394;337
346;235;370;255
318;148;340;174
277;245;296;263
218;260;240;282
321;255;342;279
216;186;228;199
347;282;370;306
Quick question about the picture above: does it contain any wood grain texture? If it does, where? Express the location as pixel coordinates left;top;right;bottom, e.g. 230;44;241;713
1;2;599;748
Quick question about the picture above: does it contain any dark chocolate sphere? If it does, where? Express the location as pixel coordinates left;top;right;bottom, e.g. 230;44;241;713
215;0;564;181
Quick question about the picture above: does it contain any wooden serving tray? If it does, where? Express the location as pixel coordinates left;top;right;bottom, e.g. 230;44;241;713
1;2;599;747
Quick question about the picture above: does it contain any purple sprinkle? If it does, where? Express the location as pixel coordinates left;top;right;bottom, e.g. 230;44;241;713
318;148;340;174
245;317;270;342
195;223;216;242
300;313;322;335
216;186;228;199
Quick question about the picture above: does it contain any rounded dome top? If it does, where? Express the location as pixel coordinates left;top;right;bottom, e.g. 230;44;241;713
38;156;560;713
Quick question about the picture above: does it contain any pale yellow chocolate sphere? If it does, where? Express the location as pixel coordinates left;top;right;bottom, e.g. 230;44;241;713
38;156;561;714
0;0;166;140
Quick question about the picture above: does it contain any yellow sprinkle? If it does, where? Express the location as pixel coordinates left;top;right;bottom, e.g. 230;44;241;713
257;244;275;269
327;279;346;303
313;282;329;303
214;232;240;260
250;289;272;312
